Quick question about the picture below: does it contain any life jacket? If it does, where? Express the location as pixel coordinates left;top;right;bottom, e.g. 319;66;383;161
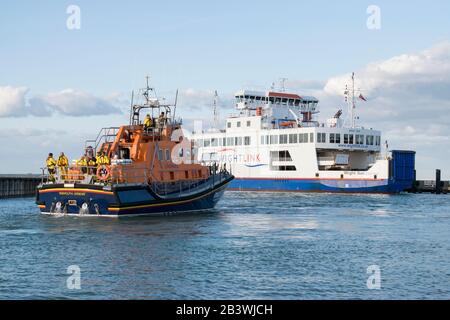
77;158;87;166
98;155;110;165
144;117;152;127
57;156;68;167
46;157;56;169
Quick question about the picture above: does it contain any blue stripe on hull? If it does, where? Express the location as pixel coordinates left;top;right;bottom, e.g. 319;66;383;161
228;178;409;193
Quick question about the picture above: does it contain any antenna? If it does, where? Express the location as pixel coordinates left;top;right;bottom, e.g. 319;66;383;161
173;89;179;121
279;77;288;92
213;90;219;130
129;90;134;125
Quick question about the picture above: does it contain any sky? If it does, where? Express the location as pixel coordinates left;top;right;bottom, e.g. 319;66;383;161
1;0;450;179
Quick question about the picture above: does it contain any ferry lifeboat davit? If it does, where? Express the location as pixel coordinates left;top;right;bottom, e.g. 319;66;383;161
36;80;234;217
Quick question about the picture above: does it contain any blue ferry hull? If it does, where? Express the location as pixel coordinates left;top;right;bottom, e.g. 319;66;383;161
228;150;415;194
228;178;409;193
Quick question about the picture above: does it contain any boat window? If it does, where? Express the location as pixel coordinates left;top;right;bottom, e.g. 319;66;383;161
317;132;326;143
270;135;278;145
204;139;211;147
275;98;281;104
261;135;265;145
289;134;297;144
227;122;231;128
279;134;288;144
310;132;314;143
303;133;309;143
244;136;251;145
165;149;170;161
269;97;275;103
247;120;251;127
222;137;226;146
375;136;381;146
335;133;341;144
227;137;234;146
235;137;242;146
330;133;335;144
211;138;218;147
299;133;304;143
158;149;163;160
344;134;354;144
237;121;241;128
281;98;288;104
356;134;364;145
255;96;261;101
294;100;300;106
366;135;374;145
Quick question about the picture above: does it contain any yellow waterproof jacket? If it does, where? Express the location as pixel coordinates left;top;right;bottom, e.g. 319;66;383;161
57;156;69;167
97;155;110;165
46;157;56;169
144;116;152;127
77;158;87;167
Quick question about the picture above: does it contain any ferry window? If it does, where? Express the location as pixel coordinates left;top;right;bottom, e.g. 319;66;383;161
204;139;211;147
366;135;374;145
256;96;261;101
222;137;227;146
289;134;297;144
310;132;314;143
280;134;288;144
270;135;278;144
281;98;288;104
299;133;304;143
269;97;275;103
275;98;281;104
356;134;364;145
244;136;251;145
294;100;300;106
344;134;354;144
317;133;326;143
235;137;242;146
211;138;218;147
335;133;341;144
227;137;234;146
303;133;308;143
288;99;294;106
237;121;241;128
247;121;251;127
227;122;231;128
330;133;335;143
261;135;265;145
158;149;163;161
165;149;170;161
375;136;381;146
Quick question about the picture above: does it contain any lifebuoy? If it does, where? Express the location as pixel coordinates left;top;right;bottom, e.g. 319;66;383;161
96;165;111;181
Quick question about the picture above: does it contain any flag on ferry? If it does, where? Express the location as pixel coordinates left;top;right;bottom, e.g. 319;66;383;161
358;94;367;101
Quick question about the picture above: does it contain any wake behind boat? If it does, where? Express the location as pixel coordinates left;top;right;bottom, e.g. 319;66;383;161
36;79;234;217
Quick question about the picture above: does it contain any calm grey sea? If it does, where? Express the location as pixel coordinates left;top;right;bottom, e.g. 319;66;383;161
0;192;449;299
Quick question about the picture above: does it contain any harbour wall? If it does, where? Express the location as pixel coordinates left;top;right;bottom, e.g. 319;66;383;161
0;175;41;199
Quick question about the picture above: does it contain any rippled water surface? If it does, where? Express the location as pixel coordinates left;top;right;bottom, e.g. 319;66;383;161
0;192;449;299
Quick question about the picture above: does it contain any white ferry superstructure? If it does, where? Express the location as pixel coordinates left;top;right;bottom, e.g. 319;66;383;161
190;75;415;193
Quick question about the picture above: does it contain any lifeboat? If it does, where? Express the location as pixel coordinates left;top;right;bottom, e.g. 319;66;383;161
36;79;234;217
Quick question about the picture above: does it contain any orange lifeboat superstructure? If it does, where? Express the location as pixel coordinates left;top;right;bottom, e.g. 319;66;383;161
36;79;234;217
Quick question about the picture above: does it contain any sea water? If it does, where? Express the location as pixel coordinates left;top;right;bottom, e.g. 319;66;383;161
0;192;449;299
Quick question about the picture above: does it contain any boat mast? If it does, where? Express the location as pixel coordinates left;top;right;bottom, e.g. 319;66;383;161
213;90;219;130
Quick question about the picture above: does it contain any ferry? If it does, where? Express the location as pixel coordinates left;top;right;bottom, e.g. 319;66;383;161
36;79;234;217
191;74;415;193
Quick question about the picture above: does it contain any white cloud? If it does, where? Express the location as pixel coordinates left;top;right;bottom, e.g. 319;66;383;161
0;87;122;117
0;86;28;117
